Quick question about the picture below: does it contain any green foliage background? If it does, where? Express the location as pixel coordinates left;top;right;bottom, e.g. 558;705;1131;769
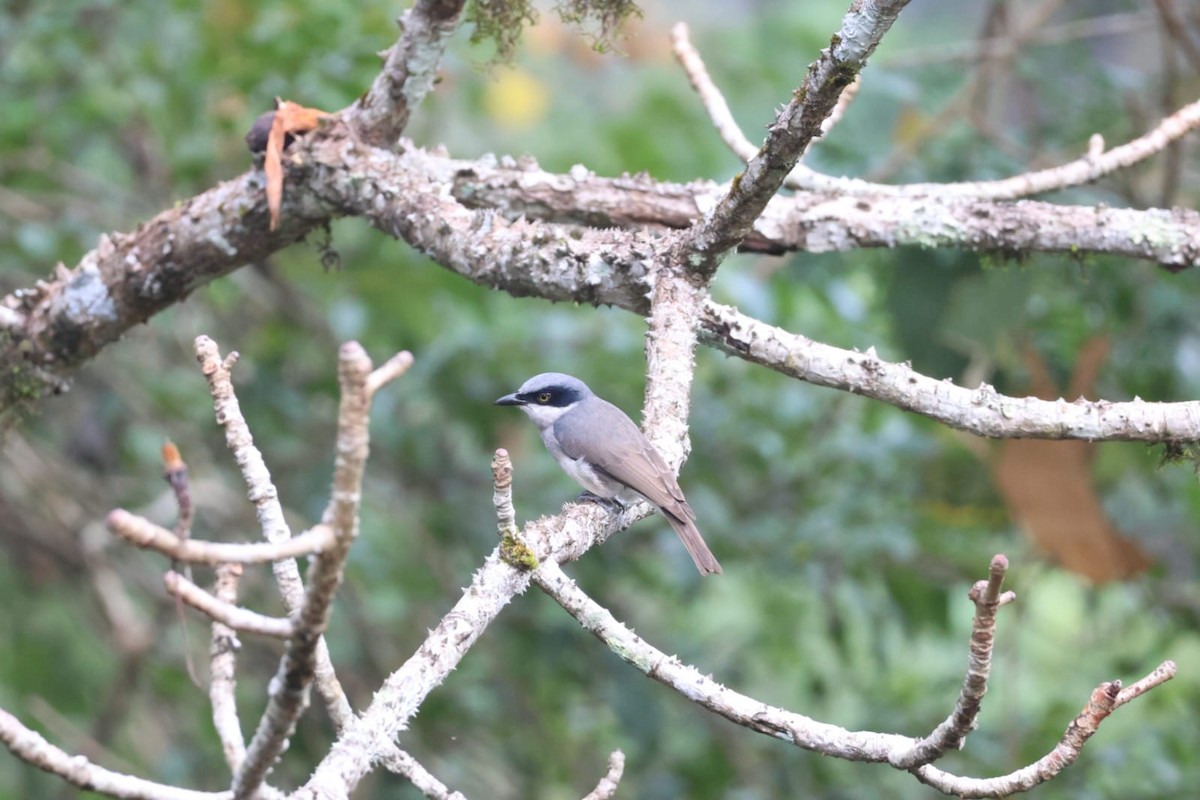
1;1;1198;798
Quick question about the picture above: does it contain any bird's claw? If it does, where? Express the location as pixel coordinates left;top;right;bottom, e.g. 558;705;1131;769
576;491;623;512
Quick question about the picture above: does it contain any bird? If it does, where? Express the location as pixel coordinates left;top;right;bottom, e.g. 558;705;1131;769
495;372;722;575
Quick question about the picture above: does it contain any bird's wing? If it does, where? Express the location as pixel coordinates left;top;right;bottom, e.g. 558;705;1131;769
554;399;694;520
557;397;720;575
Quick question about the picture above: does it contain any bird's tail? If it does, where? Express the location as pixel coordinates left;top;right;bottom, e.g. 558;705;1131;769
664;512;723;575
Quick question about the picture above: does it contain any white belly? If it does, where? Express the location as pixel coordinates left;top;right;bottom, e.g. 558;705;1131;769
543;430;634;501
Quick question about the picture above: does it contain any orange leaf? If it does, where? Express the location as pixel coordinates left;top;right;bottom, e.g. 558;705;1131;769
264;99;330;231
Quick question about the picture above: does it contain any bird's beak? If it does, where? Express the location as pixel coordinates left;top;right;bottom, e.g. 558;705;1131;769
494;392;525;406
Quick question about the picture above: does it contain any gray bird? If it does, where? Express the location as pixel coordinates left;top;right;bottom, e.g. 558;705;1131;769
495;373;722;575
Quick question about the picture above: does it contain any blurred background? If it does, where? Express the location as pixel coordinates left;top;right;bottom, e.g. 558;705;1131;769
1;0;1199;797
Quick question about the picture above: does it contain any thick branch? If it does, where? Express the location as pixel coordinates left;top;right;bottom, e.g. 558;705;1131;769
0;0;463;408
642;266;703;466
0;175;321;406
445;155;1200;269
12;147;1197;448
6;137;1198;414
304;135;660;312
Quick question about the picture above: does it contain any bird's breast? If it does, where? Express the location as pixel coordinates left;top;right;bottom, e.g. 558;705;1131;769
542;425;628;499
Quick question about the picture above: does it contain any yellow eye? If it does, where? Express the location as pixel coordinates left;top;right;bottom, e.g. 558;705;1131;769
537;392;552;403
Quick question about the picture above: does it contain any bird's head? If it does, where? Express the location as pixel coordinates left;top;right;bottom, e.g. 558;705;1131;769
495;372;593;428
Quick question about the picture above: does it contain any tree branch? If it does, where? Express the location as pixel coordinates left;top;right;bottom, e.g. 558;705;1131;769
890;555;1016;769
0;0;466;409
310;344;412;729
209;564;248;775
293;553;530;799
295;475;665;798
701;301;1200;442
233;343;403;799
165;570;295;639
673;19;1200;200
443;152;1200;269
580;751;625;800
678;0;912;277
5;133;1198;416
195;336;354;729
351;0;467;147
533;557;1175;796
106;510;336;564
380;751;468;800
0;707;281;800
642;265;703;466
912;661;1177;797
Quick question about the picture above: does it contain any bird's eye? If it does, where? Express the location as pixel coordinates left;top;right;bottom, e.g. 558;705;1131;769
537;392;552;404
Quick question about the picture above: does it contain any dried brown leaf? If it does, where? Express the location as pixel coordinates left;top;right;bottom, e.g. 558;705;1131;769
265;100;330;231
993;338;1150;582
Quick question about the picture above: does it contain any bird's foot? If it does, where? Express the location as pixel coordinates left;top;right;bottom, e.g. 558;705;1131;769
576;491;623;512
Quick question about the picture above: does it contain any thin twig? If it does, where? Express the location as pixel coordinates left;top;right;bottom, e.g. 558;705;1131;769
0;706;282;800
891;554;1017;769
195;337;300;587
492;448;517;536
162;441;194;539
107;510;336;564
535;559;910;758
233;343;375;799
383;750;469;800
1114;660;1177;707
673;19;1200;199
209;563;248;774
492;447;538;570
366;350;415;398
533;558;1175;792
162;440;202;688
913;661;1177;797
581;750;625;800
166;571;295;639
195;335;353;729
